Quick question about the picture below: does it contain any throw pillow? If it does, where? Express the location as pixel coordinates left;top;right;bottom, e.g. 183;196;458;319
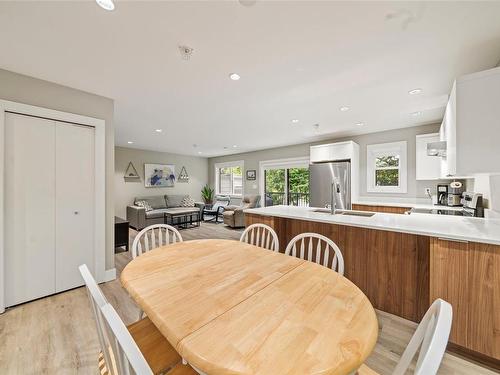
180;196;195;207
135;200;153;212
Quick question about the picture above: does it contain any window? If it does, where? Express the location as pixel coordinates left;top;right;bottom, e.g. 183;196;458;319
367;141;407;193
215;161;244;196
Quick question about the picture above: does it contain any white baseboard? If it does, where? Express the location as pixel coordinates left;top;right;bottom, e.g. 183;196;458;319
103;268;117;282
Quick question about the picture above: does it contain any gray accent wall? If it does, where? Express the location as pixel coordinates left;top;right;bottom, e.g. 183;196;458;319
0;68;115;271
114;147;208;219
209;123;453;200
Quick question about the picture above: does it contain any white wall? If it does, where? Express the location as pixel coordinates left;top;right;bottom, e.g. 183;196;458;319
114;147;208;218
209;123;453;200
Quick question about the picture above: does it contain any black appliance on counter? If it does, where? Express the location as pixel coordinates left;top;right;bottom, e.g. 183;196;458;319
437;184;448;206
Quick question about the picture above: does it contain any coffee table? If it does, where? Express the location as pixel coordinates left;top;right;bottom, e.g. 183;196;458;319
163;208;200;229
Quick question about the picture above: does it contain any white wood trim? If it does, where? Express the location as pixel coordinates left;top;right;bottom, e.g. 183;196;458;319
0;104;4;313
258;156;310;206
214;160;245;197
366;141;408;194
0;99;107;313
103;268;117;283
214;160;245;169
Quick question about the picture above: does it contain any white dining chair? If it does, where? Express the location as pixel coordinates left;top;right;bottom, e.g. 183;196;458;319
99;302;198;375
79;264;188;375
240;223;279;251
284;233;344;275
132;224;183;259
79;264;111;371
357;298;453;375
131;224;182;319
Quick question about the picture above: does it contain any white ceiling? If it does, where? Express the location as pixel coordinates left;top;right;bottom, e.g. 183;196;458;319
1;1;500;157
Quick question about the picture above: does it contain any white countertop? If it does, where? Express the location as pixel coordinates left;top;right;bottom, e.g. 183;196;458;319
245;205;500;246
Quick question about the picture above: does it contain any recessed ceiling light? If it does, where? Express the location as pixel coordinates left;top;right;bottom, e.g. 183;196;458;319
411;111;422;116
232;145;238;148
127;141;133;144
96;0;115;11
340;106;350;112
291;119;299;124
356;122;364;126
198;151;202;154
229;73;240;81
408;88;422;95
155;129;163;133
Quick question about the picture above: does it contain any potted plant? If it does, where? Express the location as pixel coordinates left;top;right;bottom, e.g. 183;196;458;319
201;184;214;205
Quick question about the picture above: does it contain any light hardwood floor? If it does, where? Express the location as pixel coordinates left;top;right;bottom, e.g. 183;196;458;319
0;223;496;374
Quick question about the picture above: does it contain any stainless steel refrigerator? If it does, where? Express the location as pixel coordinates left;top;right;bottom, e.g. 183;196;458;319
309;161;351;209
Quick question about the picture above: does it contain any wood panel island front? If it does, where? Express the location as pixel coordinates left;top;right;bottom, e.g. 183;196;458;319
244;206;500;369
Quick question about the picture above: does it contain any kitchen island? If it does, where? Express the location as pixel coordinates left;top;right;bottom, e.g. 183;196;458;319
244;205;500;368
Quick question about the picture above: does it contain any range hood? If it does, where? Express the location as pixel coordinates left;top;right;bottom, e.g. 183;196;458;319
427;141;447;157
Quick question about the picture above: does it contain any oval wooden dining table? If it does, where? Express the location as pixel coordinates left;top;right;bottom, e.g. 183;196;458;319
121;239;378;375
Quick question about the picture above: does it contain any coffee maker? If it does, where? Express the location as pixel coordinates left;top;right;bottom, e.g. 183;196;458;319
447;181;464;206
437;184;448;206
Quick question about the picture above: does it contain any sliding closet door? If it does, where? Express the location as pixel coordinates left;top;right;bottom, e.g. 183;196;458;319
4;113;56;306
55;122;95;292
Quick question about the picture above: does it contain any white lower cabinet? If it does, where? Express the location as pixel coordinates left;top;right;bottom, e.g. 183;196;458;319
4;113;95;306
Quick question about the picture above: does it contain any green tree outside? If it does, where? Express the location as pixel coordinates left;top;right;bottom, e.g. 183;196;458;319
375;155;399;186
265;167;309;206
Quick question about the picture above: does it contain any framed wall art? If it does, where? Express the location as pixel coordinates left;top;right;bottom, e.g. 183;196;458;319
144;163;175;187
246;169;256;180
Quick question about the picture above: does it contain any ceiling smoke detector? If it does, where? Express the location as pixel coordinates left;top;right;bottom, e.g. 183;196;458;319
239;0;257;6
178;45;194;60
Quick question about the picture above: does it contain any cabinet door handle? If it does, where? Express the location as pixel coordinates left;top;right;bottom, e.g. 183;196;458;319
74;211;79;215
437;237;468;243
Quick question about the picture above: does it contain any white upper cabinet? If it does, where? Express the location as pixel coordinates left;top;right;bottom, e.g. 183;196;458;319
310;141;356;162
416;133;441;180
439;67;500;177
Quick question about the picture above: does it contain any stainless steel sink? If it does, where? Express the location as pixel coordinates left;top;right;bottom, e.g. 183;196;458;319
311;208;333;213
311;208;375;217
338;210;375;217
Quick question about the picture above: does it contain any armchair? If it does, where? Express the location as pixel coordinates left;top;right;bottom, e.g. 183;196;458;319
223;195;261;228
203;196;230;223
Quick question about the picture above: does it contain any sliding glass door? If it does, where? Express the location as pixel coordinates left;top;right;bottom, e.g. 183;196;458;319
264;167;309;207
264;169;286;206
287;167;310;206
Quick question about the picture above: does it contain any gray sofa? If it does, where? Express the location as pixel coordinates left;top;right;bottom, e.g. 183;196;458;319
127;194;204;230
